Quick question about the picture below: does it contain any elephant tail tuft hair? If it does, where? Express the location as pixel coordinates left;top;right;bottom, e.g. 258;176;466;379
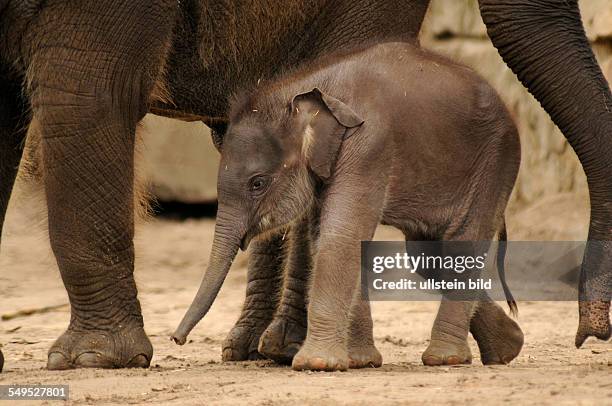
497;219;518;316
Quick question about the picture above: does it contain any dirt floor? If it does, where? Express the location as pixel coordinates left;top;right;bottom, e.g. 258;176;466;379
0;190;610;405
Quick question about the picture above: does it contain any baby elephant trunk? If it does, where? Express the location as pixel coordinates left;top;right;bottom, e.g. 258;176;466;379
172;214;242;345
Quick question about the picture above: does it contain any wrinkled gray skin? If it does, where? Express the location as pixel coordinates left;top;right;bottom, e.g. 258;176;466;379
0;0;609;372
173;43;525;371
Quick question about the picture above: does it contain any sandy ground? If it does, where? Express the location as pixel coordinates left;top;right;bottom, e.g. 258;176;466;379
0;191;610;405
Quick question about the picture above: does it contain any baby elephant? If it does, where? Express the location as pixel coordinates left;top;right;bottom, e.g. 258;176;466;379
173;42;523;371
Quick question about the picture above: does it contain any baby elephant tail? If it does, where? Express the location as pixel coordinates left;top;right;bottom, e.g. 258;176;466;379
497;219;518;316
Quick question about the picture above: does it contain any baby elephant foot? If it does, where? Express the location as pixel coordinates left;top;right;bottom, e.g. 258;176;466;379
470;301;524;365
348;344;382;369
422;341;472;366
258;316;306;364
292;340;349;371
222;322;267;361
47;326;152;370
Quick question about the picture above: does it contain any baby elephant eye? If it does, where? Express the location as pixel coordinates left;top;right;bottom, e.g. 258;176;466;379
249;175;270;195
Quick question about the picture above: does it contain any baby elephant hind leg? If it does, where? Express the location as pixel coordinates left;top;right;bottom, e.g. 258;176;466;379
424;229;523;366
469;223;523;365
423;297;523;366
422;236;518;366
470;300;523;365
424;94;523;366
423;248;523;365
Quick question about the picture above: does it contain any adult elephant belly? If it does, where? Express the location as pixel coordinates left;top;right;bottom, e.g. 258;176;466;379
151;0;431;123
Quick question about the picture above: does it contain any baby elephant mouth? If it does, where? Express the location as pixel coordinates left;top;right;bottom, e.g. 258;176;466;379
240;233;252;251
240;213;275;251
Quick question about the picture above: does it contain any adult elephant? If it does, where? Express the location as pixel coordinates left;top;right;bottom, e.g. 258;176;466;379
0;0;609;371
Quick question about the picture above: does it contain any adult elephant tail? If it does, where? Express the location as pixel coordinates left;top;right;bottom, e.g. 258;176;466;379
478;0;611;346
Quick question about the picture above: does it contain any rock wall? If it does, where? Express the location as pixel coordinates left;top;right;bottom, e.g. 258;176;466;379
140;116;217;203
420;0;612;209
141;0;612;206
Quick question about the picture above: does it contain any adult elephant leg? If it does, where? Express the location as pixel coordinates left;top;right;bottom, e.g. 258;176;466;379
258;218;310;364
24;1;176;369
0;68;29;373
479;0;611;346
222;232;286;361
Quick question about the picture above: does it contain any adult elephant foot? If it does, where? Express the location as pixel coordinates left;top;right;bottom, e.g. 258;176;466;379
470;301;523;365
222;322;267;361
576;301;611;348
258;316;306;364
47;325;152;370
18;0;176;372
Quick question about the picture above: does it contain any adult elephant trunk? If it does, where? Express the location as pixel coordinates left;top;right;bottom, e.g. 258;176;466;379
172;208;244;345
478;0;611;346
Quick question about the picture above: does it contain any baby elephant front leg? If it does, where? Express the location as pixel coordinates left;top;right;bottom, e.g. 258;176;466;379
292;175;385;371
348;291;382;368
291;239;359;371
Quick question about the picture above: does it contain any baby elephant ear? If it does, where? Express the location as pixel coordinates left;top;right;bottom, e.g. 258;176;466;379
291;88;364;130
291;88;364;179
